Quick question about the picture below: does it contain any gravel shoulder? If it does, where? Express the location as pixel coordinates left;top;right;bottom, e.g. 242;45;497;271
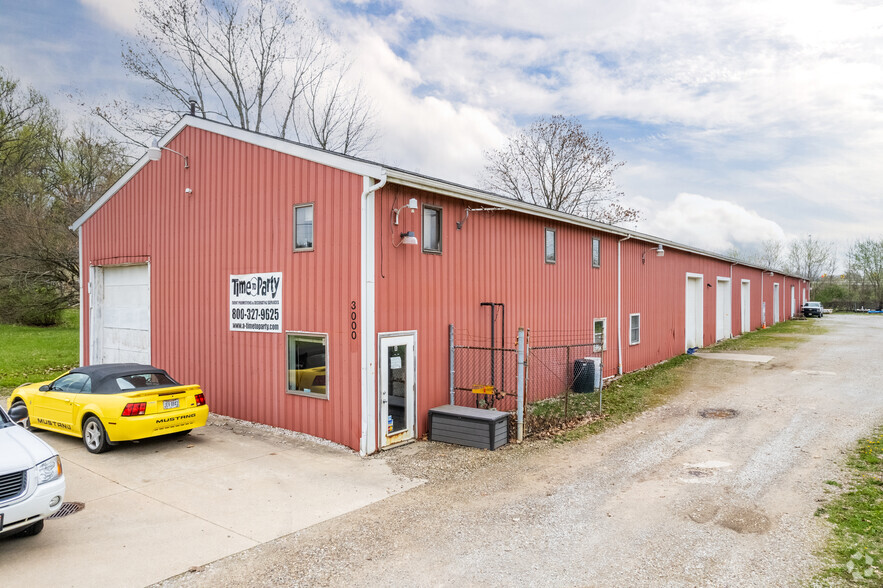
155;314;883;587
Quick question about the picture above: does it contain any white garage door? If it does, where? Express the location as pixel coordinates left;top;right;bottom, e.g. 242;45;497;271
91;264;150;364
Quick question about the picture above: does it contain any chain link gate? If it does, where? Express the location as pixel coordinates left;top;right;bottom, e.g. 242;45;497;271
449;325;604;439
523;342;604;436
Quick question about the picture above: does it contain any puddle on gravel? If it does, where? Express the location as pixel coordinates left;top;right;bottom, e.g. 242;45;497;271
686;501;772;534
699;408;739;419
717;506;772;534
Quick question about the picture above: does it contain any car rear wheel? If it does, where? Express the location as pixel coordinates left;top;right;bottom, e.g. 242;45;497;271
16;519;44;537
83;416;111;454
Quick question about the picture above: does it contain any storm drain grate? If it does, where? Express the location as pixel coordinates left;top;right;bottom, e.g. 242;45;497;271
699;408;739;419
48;502;85;519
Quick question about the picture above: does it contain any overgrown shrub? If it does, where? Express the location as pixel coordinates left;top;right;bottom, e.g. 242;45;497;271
0;283;65;326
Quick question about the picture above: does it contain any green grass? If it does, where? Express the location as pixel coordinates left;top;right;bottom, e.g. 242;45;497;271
0;308;79;394
528;354;697;443
814;426;883;585
708;317;827;352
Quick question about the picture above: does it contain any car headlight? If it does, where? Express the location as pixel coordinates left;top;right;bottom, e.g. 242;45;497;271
36;455;63;484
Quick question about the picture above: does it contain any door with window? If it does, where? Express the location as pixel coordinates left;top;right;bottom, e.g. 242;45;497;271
378;333;416;449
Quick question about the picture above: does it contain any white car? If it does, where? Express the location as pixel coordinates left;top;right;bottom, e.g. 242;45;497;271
0;404;66;538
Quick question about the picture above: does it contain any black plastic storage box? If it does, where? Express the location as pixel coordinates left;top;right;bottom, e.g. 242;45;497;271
429;405;509;450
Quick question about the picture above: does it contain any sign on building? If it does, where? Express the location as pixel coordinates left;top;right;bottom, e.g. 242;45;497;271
229;272;282;332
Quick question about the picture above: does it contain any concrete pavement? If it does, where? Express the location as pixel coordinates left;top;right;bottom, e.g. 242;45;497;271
0;417;422;587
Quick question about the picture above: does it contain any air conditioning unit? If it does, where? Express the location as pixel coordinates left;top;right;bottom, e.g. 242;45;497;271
573;357;602;393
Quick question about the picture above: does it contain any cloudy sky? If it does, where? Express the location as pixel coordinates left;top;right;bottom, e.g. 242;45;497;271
2;0;881;258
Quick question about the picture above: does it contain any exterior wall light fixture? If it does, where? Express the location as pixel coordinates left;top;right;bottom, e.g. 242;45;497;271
400;231;418;245
656;244;665;257
147;139;190;169
393;198;418;225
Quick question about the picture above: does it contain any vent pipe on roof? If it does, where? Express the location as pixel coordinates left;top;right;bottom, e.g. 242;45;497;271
188;96;198;116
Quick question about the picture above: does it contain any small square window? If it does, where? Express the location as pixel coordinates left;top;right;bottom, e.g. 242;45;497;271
594;318;606;351
629;314;641;345
293;204;314;251
422;205;442;253
287;333;327;398
592;237;601;268
545;228;556;263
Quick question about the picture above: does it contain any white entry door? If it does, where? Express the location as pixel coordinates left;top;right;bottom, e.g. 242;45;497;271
773;283;780;324
90;264;150;364
790;286;796;318
685;275;703;350
378;333;416;449
715;278;732;341
741;280;751;334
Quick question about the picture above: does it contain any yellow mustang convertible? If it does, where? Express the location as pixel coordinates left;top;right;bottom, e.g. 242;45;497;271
7;364;208;454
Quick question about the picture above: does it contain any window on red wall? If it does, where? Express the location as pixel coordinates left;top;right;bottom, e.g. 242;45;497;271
422;205;442;253
293;204;314;251
545;228;556;263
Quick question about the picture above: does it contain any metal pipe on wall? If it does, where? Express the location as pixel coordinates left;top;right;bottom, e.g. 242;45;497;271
617;234;631;375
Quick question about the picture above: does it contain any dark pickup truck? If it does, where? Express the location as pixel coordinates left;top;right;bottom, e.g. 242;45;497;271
802;301;824;318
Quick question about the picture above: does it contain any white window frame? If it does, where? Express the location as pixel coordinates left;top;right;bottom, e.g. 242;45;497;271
422;204;442;254
293;203;314;252
545;228;556;264
593;318;607;351
286;331;328;399
592;237;601;268
629;313;641;345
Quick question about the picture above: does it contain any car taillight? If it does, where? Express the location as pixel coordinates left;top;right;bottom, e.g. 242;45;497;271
313;375;326;386
121;402;146;416
195;393;206;406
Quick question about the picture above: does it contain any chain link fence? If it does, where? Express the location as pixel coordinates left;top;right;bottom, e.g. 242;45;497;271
450;326;605;439
524;343;604;436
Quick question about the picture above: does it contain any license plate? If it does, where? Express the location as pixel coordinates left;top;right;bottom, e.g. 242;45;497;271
163;399;179;410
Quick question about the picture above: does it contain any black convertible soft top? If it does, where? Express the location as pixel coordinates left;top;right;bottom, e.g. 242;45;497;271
69;364;179;395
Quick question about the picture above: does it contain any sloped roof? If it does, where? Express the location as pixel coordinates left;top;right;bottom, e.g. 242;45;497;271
72;116;805;279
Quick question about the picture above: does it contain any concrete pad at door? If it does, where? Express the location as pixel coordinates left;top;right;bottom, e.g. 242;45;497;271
0;419;423;588
693;352;774;363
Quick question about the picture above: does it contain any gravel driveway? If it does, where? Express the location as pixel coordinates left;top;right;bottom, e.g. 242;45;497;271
156;314;883;587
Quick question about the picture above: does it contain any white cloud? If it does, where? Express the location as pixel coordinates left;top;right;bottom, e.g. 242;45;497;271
79;0;140;34
635;193;788;254
345;33;509;183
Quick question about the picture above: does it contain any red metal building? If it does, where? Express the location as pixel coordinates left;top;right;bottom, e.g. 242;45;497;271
73;117;809;454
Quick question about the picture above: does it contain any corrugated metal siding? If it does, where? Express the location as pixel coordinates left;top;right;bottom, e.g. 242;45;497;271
377;184;618;437
377;187;808;438
81;128;365;449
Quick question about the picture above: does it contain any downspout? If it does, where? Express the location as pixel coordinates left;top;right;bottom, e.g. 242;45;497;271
730;263;736;338
761;269;765;327
78;228;84;365
359;173;388;456
617;234;631;376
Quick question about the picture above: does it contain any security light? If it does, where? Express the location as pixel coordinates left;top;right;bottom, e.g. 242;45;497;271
147;139;189;169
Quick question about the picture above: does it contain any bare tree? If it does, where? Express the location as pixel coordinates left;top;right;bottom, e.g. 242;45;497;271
481;116;639;224
848;238;883;308
756;239;785;270
95;0;373;154
786;234;835;283
725;239;785;270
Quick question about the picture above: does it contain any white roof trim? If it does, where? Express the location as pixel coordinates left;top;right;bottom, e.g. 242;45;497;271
383;168;803;276
72;117;383;231
70;117;806;280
